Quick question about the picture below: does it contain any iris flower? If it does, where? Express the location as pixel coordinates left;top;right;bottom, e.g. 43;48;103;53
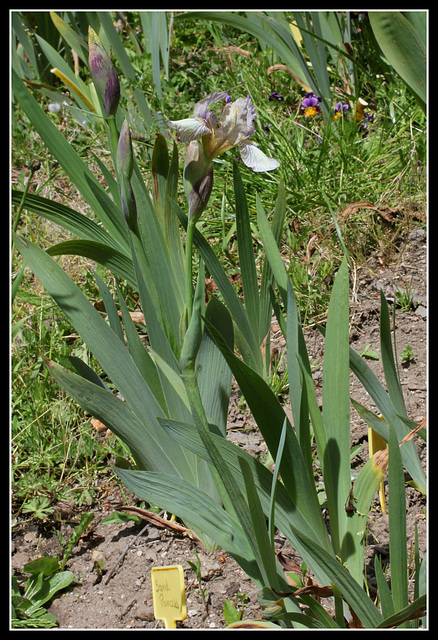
301;92;322;118
167;92;279;174
167;92;279;221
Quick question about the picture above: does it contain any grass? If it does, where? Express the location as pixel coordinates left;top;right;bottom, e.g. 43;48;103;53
11;11;426;525
11;283;129;521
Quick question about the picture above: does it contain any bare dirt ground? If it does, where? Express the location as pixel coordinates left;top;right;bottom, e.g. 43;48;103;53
11;228;427;629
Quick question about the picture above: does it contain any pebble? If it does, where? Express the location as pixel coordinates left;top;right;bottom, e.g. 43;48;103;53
407;228;426;242
195;553;222;580
133;604;155;621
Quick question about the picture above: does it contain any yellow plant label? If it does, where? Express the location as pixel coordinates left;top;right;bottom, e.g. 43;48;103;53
151;565;186;628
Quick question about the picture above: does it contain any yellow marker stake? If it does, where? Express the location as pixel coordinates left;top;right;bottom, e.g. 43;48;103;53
151;565;186;629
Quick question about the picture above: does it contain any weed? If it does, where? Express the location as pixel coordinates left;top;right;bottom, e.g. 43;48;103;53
400;345;418;365
187;551;209;611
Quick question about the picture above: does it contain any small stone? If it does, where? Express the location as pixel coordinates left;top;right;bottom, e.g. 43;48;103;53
196;553;222;580
133;604;155;621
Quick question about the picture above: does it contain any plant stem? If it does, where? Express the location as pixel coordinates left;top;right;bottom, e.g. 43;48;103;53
185;218;196;323
181;364;238;522
106;115;120;174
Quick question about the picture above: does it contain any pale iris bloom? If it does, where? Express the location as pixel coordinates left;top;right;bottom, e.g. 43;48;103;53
167;92;279;173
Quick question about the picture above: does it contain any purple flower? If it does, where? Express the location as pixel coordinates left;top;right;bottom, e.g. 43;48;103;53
167;92;279;173
301;92;321;117
333;101;349;120
167;91;279;222
269;92;284;102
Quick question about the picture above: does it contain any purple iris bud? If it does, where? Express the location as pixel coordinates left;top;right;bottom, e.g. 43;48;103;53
88;27;120;117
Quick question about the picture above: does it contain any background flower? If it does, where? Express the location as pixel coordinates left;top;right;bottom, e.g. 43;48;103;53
301;92;322;117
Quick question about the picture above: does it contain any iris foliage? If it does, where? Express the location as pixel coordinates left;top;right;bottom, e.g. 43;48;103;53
12;11;426;628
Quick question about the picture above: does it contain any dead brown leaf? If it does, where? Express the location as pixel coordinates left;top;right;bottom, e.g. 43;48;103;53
117;506;201;542
338;201;398;224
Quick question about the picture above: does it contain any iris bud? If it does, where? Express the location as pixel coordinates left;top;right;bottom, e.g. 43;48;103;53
117;119;134;180
88;27;120;117
183;141;213;223
117;119;137;231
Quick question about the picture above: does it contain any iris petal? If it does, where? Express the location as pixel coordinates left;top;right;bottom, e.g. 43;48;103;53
193;91;229;120
239;141;280;173
166;117;211;143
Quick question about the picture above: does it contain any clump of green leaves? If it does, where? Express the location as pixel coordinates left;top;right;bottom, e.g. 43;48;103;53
400;345;417;364
12;563;72;629
12;512;93;628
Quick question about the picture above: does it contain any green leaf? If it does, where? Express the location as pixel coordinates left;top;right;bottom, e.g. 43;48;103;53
23;557;59;578
257;181;286;349
379;291;406;418
116;289;167;414
204;317;331;553
171;201;260;369
234;161;261;350
11;190;127;253
139;12;166;98
374;556;395;620
97;11;136;80
159;417;332;585
321;257;351;558
349;348;426;495
132;171;184;343
46;239;136;286
223;599;241;626
13;236;193;471
388;423;408;618
197;295;234;435
50;11;88;64
12;70;129;247
377;594;426;629
25;571;74;611
343;456;386;581
268;417;287;553
44;358;183;476
33;31;94;111
94;272;124;343
288;528;383;628
60;512;94;570
369;12;426;110
256;191;288;305
239;456;286;590
114;467;262;585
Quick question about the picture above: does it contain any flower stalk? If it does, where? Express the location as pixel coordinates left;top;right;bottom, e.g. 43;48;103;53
167;91;279;323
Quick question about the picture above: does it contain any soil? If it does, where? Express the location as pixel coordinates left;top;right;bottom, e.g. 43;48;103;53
11;228;427;630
